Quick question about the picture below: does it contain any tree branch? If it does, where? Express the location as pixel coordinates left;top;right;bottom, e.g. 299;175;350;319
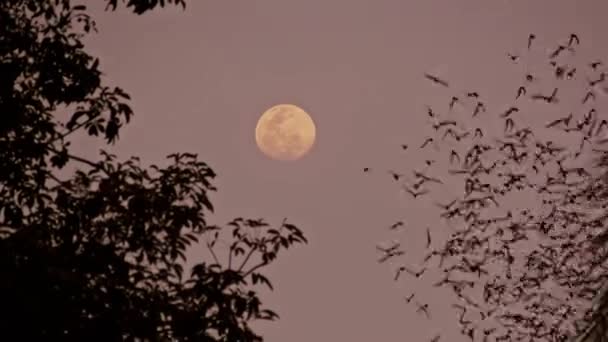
242;261;268;279
46;171;67;185
52;115;98;144
47;145;103;170
228;246;234;270
237;246;257;273
205;241;220;266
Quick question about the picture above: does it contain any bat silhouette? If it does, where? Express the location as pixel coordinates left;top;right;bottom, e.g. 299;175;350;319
449;96;459;110
500;106;519;118
589;73;606;86
527;33;535;50
566;67;576;79
394;266;407;281
424;73;449;87
377;250;404;263
449;150;461;164
434;199;457;210
555;65;566;79
401;265;427;278
434;120;458;130
596;119;608;136
415;301;431;319
531;87;558;103
420;137;434;148
413;171;443;184
549;45;567;59
583;91;595;104
568;33;580;46
389;221;404;230
405;293;415;303
516;86;526;99
474;128;484;138
590;61;603;70
403;186;430;198
388;171;403;181
545;113;572;128
507;53;519;62
473;102;486;117
504;118;515;132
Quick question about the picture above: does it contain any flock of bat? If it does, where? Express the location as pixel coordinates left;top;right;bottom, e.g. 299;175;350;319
367;33;608;342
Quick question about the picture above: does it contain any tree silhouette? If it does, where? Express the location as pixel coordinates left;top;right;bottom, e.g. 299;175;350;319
105;0;186;15
0;1;307;341
368;34;608;341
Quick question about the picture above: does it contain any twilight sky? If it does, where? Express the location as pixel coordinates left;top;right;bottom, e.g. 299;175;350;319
74;0;608;340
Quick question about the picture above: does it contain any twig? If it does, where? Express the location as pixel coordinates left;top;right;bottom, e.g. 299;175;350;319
47;145;103;170
46;172;66;185
242;261;268;279
50;115;98;144
205;241;220;266
237;246;257;272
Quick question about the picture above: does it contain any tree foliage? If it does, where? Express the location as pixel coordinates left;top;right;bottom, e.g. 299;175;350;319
0;1;307;341
371;34;608;341
104;0;186;15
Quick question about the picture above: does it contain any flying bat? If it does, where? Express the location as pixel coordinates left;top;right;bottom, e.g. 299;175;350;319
424;73;449;87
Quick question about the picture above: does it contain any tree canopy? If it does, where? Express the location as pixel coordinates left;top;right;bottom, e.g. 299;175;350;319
0;1;307;341
104;0;186;15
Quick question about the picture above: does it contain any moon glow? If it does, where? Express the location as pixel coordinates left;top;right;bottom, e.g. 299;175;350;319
255;104;316;161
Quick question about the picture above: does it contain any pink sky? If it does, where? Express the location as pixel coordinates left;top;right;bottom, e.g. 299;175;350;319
75;0;608;340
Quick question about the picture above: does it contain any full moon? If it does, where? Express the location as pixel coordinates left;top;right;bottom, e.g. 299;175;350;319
255;104;316;161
